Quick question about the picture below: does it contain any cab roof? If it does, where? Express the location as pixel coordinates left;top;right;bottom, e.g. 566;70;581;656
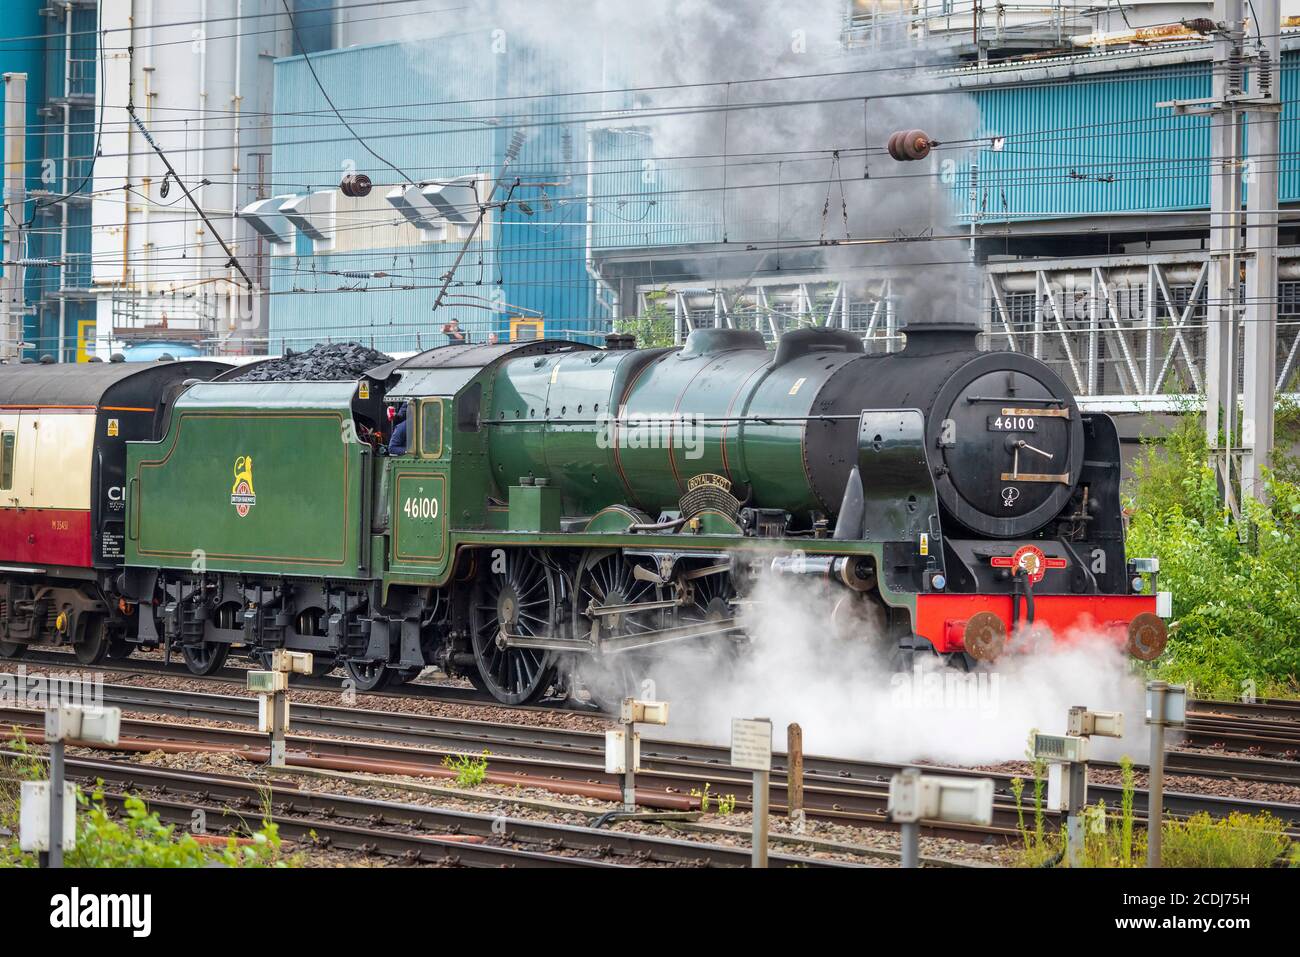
387;339;595;399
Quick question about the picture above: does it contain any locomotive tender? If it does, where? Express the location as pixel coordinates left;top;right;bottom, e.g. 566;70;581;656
2;324;1168;704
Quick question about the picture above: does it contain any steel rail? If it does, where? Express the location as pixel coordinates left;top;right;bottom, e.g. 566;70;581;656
1;750;860;868
3;693;1297;840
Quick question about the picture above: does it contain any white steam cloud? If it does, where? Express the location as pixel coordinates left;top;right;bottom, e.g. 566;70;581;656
633;573;1151;767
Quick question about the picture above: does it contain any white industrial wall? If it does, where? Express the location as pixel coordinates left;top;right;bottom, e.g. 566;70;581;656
91;0;289;358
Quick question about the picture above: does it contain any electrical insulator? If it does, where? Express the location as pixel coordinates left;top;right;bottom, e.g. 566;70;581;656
340;173;373;197
886;129;935;162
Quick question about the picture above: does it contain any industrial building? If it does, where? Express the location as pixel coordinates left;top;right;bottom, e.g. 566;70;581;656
1;0;1297;425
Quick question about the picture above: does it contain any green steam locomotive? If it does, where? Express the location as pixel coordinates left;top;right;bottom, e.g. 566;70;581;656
107;325;1165;704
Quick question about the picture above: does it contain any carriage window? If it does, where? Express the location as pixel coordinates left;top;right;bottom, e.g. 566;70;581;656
419;399;444;458
1;431;13;489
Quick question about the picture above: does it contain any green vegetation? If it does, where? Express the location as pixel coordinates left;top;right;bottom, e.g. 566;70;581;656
1161;811;1294;868
613;288;676;348
689;782;714;813
442;750;490;788
1011;746;1294;867
1125;401;1300;698
686;784;737;816
1;732;289;868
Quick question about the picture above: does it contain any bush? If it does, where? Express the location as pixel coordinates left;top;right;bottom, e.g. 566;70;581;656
63;790;287;868
1;732;291;868
1160;811;1293;868
1011;753;1294;868
1125;412;1300;698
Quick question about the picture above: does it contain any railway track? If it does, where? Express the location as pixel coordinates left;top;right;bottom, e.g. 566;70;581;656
1;750;858;868
3;675;1298;842
12;651;1300;752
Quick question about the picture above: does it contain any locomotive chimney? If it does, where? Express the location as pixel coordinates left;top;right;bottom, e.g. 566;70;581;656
899;322;981;355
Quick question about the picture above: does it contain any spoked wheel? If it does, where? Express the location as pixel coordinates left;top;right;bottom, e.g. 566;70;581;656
677;568;737;630
181;641;230;676
575;553;664;710
469;549;559;705
343;659;392;692
74;613;109;665
577;654;661;713
662;567;744;690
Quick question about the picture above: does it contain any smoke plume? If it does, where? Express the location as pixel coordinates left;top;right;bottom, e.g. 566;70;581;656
393;0;984;325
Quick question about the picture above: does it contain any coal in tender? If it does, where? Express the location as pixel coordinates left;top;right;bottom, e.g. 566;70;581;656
231;342;392;382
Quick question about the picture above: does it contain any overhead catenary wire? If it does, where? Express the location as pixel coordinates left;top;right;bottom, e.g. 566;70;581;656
276;0;419;188
15;4;1300;356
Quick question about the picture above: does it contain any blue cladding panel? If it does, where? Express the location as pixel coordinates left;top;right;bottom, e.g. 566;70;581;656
590;129;722;250
955;61;1213;222
589;51;1300;237
268;37;599;352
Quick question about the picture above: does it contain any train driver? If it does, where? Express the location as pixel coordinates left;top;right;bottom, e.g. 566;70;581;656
388;404;411;456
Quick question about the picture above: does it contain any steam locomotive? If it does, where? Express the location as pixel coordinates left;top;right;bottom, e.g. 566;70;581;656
0;324;1168;705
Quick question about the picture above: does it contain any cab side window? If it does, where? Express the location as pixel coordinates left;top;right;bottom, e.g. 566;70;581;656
1;431;14;489
420;399;444;459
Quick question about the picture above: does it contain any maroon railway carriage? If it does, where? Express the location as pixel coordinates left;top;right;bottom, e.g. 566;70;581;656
0;358;228;662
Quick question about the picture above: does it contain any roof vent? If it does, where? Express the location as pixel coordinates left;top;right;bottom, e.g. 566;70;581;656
109;353;126;363
39;354;54;364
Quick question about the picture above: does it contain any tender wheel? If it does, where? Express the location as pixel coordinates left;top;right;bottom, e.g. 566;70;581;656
469;549;558;705
311;657;338;678
74;614;109;665
343;659;392;692
389;666;423;687
181;641;230;676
